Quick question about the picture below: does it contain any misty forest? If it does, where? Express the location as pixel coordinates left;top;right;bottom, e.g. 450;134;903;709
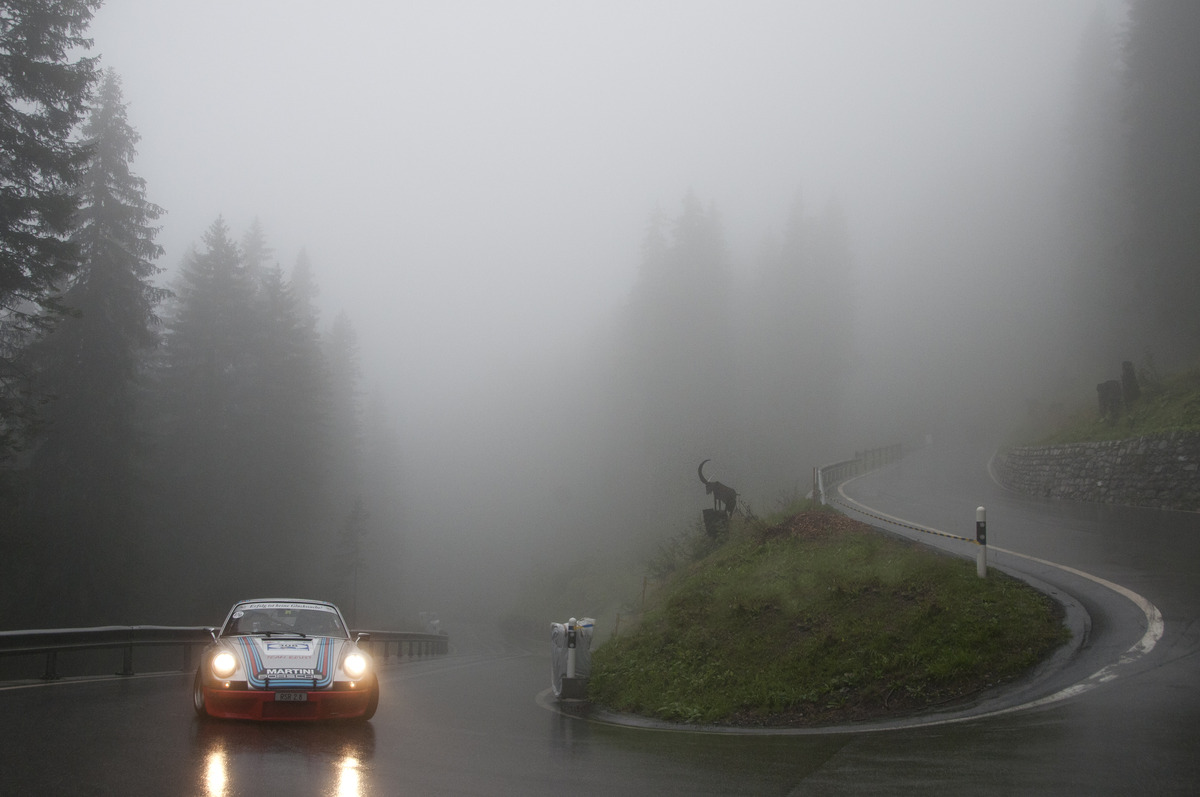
1;1;1198;630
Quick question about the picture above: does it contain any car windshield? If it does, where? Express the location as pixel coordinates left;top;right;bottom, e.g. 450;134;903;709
222;602;347;638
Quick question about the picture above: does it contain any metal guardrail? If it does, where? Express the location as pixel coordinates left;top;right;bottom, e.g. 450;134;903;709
813;443;903;504
0;625;213;681
354;630;450;663
814;441;990;576
0;625;448;681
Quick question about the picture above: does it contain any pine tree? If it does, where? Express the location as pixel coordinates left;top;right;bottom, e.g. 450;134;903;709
1122;0;1200;358
162;218;253;437
241;259;329;589
14;68;167;624
240;217;272;290
1061;7;1125;366
324;310;363;509
154;221;339;605
0;0;101;460
616;194;736;519
290;247;321;334
743;190;855;492
153;217;256;604
336;496;370;625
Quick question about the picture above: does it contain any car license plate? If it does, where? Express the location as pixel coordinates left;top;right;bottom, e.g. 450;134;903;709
275;691;308;702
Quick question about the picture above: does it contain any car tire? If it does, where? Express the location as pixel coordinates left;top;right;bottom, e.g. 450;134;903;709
193;669;210;719
359;674;379;721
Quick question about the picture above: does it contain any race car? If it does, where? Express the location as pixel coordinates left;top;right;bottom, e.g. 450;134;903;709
192;598;379;721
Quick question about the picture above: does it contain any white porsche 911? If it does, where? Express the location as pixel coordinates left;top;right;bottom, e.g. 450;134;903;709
192;598;378;721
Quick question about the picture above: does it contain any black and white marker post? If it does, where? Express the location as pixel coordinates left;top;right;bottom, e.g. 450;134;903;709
976;506;987;578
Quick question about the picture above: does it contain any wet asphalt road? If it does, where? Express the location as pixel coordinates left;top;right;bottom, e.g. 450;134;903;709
2;443;1199;795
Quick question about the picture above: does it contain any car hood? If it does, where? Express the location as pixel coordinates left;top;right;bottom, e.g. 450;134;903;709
225;635;348;688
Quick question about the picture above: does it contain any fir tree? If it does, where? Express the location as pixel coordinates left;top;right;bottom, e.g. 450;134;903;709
241;259;329;589
1061;7;1124;366
240;217;273;290
153;217;256;603
615;194;736;520
15;68;167;624
1122;0;1200;358
0;0;101;460
290;248;321;334
323;309;364;519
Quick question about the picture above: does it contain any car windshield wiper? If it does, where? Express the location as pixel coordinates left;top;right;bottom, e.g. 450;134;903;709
261;631;310;638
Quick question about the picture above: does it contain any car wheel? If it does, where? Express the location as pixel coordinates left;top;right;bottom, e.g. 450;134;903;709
359;674;379;721
193;669;210;718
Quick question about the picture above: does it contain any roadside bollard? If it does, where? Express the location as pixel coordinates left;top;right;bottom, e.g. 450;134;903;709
976;506;988;578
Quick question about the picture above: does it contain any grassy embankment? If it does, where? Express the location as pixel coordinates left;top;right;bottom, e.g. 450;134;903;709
1033;363;1200;445
588;503;1069;727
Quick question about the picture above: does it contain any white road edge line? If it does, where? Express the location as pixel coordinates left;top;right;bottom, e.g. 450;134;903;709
542;478;1167;736
836;479;1165;720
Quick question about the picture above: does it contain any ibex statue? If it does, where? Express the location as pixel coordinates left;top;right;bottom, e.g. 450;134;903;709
698;459;737;518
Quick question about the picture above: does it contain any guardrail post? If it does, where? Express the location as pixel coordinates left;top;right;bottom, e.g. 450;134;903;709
976;506;988;578
42;651;59;681
119;645;134;677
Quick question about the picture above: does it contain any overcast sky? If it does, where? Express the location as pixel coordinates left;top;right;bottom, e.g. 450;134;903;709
87;1;1122;409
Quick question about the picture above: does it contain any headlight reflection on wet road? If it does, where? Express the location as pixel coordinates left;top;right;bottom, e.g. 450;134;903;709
334;755;362;797
196;727;371;797
203;745;228;797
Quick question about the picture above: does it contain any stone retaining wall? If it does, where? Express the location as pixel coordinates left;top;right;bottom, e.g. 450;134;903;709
992;430;1200;511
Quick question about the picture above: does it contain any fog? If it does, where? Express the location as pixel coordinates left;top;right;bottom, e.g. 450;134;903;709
85;1;1127;622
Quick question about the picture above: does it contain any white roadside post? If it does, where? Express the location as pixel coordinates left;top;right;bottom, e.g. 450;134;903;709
976;506;988;578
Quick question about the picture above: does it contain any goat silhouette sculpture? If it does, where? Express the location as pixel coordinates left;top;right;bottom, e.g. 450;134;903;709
698;459;737;518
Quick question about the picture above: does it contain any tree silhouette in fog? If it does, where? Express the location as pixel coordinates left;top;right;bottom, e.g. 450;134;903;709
151;218;339;610
0;0;100;463
152;219;258;604
742;191;855;491
612;193;736;518
1059;7;1124;370
11;69;166;624
1120;0;1200;360
22;69;164;619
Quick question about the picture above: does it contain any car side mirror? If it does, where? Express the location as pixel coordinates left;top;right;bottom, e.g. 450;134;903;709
355;632;371;645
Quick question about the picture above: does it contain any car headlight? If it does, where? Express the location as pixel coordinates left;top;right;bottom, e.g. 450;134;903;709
211;651;238;678
343;653;367;679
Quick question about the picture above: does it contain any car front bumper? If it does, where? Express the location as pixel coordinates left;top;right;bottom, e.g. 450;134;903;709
202;685;373;721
